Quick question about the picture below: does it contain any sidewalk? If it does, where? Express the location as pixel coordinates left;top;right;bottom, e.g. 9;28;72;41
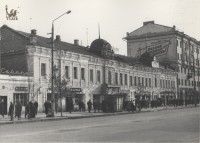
0;105;198;125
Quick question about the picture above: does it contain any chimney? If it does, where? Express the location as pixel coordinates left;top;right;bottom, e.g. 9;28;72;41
29;29;37;45
31;29;37;35
56;35;61;41
143;21;154;26
173;25;176;31
74;39;79;46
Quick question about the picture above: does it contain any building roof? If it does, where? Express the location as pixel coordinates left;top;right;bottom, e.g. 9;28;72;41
127;21;173;38
1;25;175;71
89;38;113;56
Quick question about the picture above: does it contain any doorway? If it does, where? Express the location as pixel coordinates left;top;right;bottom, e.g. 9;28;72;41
0;96;7;114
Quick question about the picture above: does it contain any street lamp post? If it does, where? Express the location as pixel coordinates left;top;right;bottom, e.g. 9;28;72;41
51;10;71;117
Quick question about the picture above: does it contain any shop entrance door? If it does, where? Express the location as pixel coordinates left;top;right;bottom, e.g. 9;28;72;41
0;96;7;114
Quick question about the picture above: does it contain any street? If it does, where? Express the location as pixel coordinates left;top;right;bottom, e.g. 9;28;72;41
0;107;199;142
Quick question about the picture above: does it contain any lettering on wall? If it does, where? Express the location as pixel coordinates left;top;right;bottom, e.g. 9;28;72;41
137;40;171;57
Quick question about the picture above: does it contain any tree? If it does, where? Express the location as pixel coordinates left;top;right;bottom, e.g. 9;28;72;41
53;73;71;117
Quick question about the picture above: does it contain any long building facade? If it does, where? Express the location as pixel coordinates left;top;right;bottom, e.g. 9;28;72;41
0;25;177;112
124;21;200;103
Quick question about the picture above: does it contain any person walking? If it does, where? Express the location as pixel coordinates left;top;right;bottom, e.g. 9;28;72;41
8;102;14;121
93;100;97;113
34;101;38;116
87;100;92;113
44;101;49;117
0;99;4;118
25;103;29;118
15;101;22;120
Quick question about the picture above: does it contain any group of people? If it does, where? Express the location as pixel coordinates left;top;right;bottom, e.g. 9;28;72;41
7;101;38;121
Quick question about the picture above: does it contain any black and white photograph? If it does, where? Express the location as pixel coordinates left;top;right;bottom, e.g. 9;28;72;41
0;0;199;142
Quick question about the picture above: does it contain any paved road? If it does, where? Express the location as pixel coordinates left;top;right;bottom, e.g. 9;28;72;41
0;107;199;142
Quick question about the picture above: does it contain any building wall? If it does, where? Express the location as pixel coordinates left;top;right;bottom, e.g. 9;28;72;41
0;75;32;114
1;26;28;53
126;26;200;100
26;45;177;112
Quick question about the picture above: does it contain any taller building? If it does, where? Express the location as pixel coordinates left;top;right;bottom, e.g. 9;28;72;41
124;21;200;102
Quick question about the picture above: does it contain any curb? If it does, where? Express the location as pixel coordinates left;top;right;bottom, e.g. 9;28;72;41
0;105;198;125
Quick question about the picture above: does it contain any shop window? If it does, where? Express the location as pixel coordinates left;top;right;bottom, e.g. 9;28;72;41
115;73;118;85
13;93;28;106
81;68;85;80
73;67;78;79
97;70;101;83
41;63;46;76
90;69;93;82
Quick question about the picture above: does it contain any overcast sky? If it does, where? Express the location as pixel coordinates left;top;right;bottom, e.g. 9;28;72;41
1;0;200;55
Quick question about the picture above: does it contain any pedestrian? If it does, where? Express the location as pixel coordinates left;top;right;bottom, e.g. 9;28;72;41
34;101;38;115
93;100;97;113
44;101;49;117
25;103;29;118
87;100;92;113
0;99;4;118
15;101;22;120
8;102;14;121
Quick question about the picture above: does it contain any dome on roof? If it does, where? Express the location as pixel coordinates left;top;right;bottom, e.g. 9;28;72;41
90;38;114;56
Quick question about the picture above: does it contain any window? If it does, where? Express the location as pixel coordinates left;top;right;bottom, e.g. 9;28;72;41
125;74;128;85
177;40;179;47
142;77;144;86
81;68;85;80
168;80;170;88
115;73;118;85
166;80;168;88
185;80;187;86
13;93;28;106
145;78;148;87
177;53;179;60
90;69;93;82
108;71;112;84
155;78;157;87
178;79;180;85
130;76;133;86
149;78;151;87
73;67;78;79
65;66;69;78
138;77;141;85
160;79;162;88
181;79;183;86
41;63;46;76
120;73;123;85
134;76;137;86
163;80;165;88
97;70;101;83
